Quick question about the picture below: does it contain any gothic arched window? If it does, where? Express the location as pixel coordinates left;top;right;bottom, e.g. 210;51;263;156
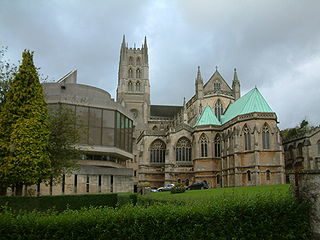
136;57;141;65
136;81;141;91
216;174;221;185
176;137;192;163
214;81;221;91
150;139;166;163
215;99;223;121
136;69;141;78
128;68;133;78
152;126;158;131
262;124;270;149
288;145;294;160
200;134;208;157
247;170;251;181
128;81;133;91
129;56;134;65
214;134;221;157
297;143;303;157
266;170;271;181
243;125;251;150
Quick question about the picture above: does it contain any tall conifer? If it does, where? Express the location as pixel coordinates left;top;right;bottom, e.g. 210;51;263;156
0;50;50;195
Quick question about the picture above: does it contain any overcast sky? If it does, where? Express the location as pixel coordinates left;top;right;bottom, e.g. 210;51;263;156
1;0;320;129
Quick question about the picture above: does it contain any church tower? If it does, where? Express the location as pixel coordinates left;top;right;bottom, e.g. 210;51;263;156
117;36;150;130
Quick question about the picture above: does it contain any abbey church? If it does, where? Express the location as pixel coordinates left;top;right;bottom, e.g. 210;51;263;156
116;36;285;188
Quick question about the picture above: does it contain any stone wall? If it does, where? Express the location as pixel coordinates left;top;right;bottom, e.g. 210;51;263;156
289;170;320;239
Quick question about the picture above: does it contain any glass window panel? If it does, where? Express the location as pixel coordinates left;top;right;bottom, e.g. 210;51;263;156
102;110;115;128
88;127;102;145
89;108;102;127
102;128;115;146
76;106;89;125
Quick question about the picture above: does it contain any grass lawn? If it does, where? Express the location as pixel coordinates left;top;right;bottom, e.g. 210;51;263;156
140;184;290;203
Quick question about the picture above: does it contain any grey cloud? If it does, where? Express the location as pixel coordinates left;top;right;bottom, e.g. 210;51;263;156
0;0;319;128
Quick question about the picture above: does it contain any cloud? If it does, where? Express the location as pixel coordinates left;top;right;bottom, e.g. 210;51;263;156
1;0;319;128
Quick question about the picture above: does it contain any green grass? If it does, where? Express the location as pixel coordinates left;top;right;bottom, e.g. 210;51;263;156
139;184;290;203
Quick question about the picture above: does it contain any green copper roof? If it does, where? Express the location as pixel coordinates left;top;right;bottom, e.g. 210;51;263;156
221;88;273;124
195;105;221;126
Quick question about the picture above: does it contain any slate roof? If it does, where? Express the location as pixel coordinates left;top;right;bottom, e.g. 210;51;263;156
195;105;221;126
150;105;183;118
221;87;274;124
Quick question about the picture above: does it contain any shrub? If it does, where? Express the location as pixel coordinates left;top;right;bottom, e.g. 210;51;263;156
0;193;118;212
0;193;311;240
170;183;186;194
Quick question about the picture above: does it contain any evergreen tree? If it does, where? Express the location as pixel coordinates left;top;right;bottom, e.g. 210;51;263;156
0;50;51;195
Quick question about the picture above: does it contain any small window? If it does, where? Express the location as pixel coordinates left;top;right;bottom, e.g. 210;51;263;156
128;81;133;91
247;170;251;181
136;69;141;78
86;175;90;193
318;140;320;154
128;68;133;78
214;81;221;91
74;174;78;193
217;174;221;185
266;170;271;181
136;81;141;91
297;143;303;157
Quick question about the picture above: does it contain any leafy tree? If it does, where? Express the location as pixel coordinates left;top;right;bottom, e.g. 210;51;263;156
0;47;17;107
47;105;80;184
0;50;51;196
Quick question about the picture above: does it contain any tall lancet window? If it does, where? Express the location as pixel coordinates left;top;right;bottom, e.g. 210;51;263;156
262;124;270;149
200;134;208;157
136;69;141;78
129;57;134;65
214;134;221;157
128;68;133;78
128;81;133;91
243;125;251;150
136;81;141;92
215;99;223;121
136;57;141;65
214;81;221;91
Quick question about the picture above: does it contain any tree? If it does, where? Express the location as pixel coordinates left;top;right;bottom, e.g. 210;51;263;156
0;47;17;107
0;50;51;196
47;105;80;184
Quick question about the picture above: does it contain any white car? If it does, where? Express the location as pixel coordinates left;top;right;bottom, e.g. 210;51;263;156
157;184;175;192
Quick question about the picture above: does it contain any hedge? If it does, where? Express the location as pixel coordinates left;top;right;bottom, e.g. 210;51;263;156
0;193;118;212
0;193;311;240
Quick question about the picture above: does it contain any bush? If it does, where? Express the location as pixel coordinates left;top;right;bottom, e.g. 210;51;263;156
0;193;118;212
170;183;186;194
117;193;137;206
0;192;311;240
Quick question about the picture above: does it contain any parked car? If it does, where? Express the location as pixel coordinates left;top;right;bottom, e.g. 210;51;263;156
150;187;158;192
186;181;208;190
157;184;175;192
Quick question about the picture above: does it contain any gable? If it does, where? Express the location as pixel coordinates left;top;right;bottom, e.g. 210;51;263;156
203;70;232;94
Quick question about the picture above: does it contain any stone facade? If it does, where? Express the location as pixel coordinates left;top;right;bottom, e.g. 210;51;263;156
117;36;285;188
283;127;320;180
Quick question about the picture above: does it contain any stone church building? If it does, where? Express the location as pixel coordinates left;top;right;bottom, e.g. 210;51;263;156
117;36;285;188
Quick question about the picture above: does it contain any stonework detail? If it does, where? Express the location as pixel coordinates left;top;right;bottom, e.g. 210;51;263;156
117;37;285;189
